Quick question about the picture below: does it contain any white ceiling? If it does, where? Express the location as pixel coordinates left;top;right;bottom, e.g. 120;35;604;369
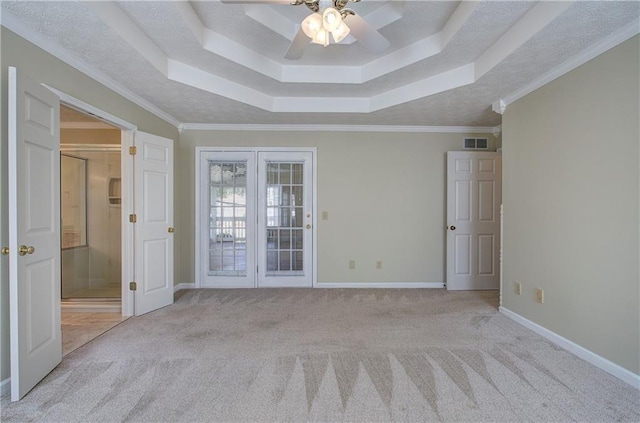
1;1;638;129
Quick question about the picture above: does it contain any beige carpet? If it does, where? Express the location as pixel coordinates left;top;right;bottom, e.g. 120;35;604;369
2;289;639;422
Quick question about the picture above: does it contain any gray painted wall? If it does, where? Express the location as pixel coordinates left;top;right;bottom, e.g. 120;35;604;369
1;27;179;384
502;36;639;375
177;131;498;286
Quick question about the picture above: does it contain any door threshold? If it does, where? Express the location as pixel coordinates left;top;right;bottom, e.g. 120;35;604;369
61;300;121;313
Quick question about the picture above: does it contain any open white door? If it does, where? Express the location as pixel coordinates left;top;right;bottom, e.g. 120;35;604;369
446;151;502;290
133;131;174;316
8;67;62;401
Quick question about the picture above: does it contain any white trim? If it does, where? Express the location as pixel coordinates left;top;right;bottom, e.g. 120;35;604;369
194;148;202;289
500;306;640;389
174;283;196;293
44;86;138;131
47;88;136;317
312;149;318;289
493;17;640;113
1;9;180;128
181;124;497;134
315;282;445;289
1;378;10;398
177;282;444;289
121;130;135;317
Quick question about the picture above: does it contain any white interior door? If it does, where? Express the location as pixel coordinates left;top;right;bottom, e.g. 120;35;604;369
257;151;313;288
8;67;62;401
133;131;174;315
446;151;502;290
199;152;256;288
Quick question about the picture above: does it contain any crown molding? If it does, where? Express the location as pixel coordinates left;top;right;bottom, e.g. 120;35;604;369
493;17;640;114
0;9;181;128
3;1;568;116
75;0;569;114
180;123;498;134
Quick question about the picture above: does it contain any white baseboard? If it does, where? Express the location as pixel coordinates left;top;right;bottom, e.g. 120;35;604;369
500;306;640;389
174;283;196;293
178;282;444;290
1;377;10;397
314;282;445;289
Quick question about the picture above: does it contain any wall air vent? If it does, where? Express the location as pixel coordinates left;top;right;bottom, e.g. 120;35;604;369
463;138;488;150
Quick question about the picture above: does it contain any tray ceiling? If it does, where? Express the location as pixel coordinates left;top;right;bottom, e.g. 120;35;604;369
1;1;638;128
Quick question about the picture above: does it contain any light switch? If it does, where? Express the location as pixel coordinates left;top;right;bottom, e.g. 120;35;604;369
321;211;329;220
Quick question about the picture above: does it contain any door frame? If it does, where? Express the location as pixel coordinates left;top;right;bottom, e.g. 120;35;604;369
445;151;502;291
195;147;318;288
45;86;137;316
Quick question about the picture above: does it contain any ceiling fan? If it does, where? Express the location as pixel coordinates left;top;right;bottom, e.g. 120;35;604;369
222;0;391;60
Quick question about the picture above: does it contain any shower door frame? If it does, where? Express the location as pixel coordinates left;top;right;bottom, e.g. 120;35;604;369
60;144;123;300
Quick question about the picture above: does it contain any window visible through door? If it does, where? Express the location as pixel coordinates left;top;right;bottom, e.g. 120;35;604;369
265;162;305;275
208;161;248;276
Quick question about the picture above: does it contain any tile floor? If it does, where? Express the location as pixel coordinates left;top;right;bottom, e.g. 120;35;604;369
61;312;128;355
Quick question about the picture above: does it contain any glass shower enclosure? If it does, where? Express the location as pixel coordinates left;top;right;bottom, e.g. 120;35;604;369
61;148;121;299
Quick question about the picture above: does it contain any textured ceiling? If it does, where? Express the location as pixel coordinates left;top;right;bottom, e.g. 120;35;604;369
1;1;639;128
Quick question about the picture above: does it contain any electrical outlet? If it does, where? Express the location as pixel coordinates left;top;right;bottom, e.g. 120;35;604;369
536;288;544;304
376;260;382;270
349;260;355;270
515;282;522;295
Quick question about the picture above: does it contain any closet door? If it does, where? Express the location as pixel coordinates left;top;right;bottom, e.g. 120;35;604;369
446;151;502;290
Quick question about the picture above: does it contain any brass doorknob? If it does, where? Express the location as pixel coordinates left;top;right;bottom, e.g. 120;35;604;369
449;226;456;231
306;224;311;229
1;247;9;256
168;227;175;233
18;245;35;256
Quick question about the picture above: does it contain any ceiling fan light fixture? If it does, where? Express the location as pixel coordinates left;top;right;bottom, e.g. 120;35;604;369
312;28;330;47
301;12;322;38
331;21;350;43
322;7;342;32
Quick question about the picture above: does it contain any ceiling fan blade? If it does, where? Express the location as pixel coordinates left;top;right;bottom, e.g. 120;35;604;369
344;14;390;54
220;0;291;3
285;27;310;60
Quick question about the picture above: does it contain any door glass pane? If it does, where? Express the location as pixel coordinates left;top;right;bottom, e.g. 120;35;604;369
267;251;278;271
265;161;304;276
209;161;247;275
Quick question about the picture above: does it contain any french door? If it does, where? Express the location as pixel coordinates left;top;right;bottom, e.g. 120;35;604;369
198;149;314;288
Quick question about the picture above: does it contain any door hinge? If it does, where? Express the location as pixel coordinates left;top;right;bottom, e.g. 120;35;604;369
129;146;137;155
129;281;137;291
129;214;137;223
